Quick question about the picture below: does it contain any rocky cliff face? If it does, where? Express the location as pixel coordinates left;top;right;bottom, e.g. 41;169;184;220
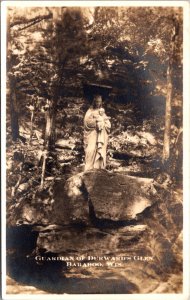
7;170;183;294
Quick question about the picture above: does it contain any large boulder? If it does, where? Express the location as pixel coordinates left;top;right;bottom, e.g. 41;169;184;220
82;170;158;221
53;169;158;224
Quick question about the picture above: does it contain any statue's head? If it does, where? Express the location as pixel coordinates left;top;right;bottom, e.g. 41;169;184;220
92;94;102;109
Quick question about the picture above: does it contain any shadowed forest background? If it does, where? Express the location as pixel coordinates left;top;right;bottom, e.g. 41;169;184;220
6;6;183;294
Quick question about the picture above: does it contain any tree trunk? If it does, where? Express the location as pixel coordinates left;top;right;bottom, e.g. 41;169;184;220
162;17;179;163
7;14;20;141
29;109;34;143
40;150;48;189
162;62;172;162
40;9;65;187
40;109;51;189
44;101;57;151
10;78;19;141
40;100;57;188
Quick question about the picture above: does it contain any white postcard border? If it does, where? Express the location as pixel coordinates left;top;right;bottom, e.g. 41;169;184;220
1;1;190;299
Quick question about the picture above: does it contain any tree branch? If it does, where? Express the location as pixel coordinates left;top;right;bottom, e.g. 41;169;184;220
10;13;53;30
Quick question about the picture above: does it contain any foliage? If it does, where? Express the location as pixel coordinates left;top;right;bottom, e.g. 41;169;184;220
6;6;183;208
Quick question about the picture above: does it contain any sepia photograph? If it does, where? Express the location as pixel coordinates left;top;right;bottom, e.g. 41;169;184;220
1;1;190;298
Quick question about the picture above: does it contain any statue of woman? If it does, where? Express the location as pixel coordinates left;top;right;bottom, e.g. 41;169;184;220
83;94;111;171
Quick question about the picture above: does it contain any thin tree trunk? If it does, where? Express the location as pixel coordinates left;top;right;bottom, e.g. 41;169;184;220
44;103;57;150
40;101;56;188
44;106;52;148
49;103;57;149
29;109;34;143
40;150;48;189
162;17;179;163
40;106;51;188
8;15;20;142
162;62;172;162
10;78;19;141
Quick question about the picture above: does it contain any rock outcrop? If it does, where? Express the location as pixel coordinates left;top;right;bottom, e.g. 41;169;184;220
53;169;159;224
83;170;158;221
36;224;149;255
11;170;162;226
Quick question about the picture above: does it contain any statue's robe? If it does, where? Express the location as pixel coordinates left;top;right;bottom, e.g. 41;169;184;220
84;108;111;171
